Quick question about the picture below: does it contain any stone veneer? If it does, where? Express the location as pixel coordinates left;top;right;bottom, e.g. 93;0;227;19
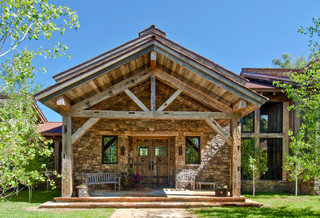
72;118;230;190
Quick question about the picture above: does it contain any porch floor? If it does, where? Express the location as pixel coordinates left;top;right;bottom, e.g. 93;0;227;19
40;188;263;208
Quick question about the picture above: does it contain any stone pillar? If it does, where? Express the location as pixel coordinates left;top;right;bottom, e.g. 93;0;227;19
231;118;241;197
61;115;73;197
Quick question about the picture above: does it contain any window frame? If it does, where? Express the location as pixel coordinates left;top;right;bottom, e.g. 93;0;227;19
102;135;118;164
185;136;201;165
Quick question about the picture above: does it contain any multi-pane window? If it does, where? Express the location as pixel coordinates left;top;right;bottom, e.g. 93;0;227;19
241;112;254;132
241;138;255;180
185;136;200;164
260;102;283;133
102;136;118;164
260;138;282;180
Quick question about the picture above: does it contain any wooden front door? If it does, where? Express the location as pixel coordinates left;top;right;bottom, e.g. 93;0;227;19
133;138;169;187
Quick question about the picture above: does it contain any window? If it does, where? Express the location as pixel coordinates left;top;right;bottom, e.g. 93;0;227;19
138;146;148;156
260;138;282;180
102;136;118;164
241;138;255;180
241;112;254;132
185;136;200;164
260;102;283;133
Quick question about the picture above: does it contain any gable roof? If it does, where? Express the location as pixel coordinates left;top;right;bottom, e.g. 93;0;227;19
241;68;298;90
35;25;267;115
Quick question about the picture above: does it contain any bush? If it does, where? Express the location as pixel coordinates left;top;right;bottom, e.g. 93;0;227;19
121;174;142;190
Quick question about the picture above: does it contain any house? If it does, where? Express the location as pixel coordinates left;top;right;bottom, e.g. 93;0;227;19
35;25;268;197
240;68;316;194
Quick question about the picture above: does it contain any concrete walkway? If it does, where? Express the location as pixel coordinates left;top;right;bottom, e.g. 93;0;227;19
110;208;196;218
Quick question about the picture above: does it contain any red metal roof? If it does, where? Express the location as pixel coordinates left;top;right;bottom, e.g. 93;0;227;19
39;122;62;135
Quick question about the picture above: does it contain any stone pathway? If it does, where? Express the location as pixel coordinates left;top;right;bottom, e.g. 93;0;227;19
110;208;196;218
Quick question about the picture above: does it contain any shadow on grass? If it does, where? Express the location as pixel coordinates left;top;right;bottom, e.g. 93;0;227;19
8;189;61;203
194;206;320;218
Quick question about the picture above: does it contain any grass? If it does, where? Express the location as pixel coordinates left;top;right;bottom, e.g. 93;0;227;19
0;189;115;218
191;192;320;218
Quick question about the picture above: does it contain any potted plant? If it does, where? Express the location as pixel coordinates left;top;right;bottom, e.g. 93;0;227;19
121;174;143;190
76;184;89;197
215;183;228;197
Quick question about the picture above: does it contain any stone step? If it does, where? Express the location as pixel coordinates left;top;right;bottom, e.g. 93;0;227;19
40;200;262;209
54;196;246;203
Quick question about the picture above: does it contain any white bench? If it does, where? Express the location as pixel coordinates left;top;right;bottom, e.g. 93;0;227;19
176;171;195;190
82;172;121;191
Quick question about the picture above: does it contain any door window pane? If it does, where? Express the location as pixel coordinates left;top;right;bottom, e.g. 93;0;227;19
138;146;148;156
155;146;165;156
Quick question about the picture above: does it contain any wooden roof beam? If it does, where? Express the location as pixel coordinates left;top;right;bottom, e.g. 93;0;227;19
71;71;151;110
124;88;150;112
56;95;71;111
232;99;247;113
69;110;238;120
157;89;182;112
72;118;100;145
153;70;233;112
205;118;232;145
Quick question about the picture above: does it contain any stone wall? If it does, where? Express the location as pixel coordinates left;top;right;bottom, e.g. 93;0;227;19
72;118;230;189
241;180;315;195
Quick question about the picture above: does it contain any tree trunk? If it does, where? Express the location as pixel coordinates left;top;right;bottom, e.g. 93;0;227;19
253;178;256;196
295;178;298;196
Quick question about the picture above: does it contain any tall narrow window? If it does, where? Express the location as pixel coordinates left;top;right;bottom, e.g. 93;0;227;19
185;136;200;164
241;112;254;132
241;138;255;180
102;136;118;164
260;138;282;180
260;102;283;133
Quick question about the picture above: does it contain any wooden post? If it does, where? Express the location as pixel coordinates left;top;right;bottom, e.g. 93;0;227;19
231;118;241;197
61;114;73;197
151;75;156;111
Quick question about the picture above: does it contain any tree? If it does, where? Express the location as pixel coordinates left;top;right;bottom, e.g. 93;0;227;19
272;53;306;69
241;138;268;196
274;17;320;194
0;0;79;200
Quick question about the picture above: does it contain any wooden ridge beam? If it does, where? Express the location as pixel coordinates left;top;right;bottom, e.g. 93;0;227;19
124;89;150;112
205;118;232;145
69;110;237;120
157;89;182;112
150;51;157;70
72;118;100;144
71;71;151;110
153;70;233;112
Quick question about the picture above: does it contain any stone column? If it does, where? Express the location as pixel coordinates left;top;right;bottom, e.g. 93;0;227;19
231;118;241;197
61;114;73;197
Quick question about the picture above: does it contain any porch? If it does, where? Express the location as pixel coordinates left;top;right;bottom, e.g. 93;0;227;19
40;188;262;208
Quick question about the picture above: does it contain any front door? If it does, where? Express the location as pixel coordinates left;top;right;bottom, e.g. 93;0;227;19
133;138;169;187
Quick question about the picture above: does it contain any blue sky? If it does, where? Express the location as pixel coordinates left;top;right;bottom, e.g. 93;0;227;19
34;0;320;121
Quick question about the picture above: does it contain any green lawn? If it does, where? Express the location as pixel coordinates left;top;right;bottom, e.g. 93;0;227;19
192;192;320;218
0;189;115;218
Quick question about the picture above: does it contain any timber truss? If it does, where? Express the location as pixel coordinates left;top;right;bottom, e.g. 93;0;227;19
56;52;246;146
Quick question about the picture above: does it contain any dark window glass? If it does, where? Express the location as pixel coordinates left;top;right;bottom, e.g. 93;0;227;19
260;138;282;180
241;112;254;132
185;136;200;164
260;102;283;133
241;138;255;180
102;136;118;164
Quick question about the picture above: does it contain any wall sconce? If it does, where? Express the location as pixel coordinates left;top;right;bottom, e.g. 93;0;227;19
120;146;125;156
179;146;183;156
129;158;133;168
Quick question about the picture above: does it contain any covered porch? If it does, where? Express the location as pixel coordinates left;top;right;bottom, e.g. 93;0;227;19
35;25;267;200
